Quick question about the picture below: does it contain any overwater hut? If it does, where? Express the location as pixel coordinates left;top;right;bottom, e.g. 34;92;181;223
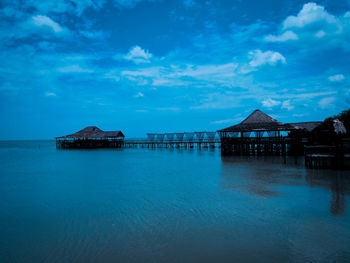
218;109;298;155
56;126;125;149
304;119;349;169
289;122;323;132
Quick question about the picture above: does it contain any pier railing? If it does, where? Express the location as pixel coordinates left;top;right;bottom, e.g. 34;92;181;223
124;137;221;148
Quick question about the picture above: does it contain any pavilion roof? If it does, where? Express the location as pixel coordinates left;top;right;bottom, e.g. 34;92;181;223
288;122;322;132
57;126;124;139
218;109;296;132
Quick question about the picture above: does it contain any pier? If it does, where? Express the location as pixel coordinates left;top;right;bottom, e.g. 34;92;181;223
55;109;350;169
124;132;221;149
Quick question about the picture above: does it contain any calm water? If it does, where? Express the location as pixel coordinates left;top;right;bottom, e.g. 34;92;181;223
0;141;350;263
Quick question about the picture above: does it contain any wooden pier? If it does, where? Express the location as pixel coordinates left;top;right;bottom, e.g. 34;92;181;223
124;132;220;149
219;136;292;155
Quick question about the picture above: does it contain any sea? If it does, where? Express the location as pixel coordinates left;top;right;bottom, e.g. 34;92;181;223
0;140;350;263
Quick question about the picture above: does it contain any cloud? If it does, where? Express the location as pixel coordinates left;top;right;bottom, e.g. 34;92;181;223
134;92;144;98
45;92;56;97
156;107;180;111
15;0;105;16
118;62;239;88
328;74;345;82
262;98;281;107
283;3;337;29
281;100;294;110
79;30;107;39
211;118;241;124
264;31;298;42
32;15;63;33
121;67;162;77
318;97;336;108
315;30;326;38
169;63;237;78
266;2;350;50
116;45;153;64
57;64;93;73
249;50;286;67
293;113;306;117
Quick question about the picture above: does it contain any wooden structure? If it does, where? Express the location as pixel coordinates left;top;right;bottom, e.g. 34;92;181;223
305;119;349;169
56;126;124;149
124;132;220;149
218;109;299;156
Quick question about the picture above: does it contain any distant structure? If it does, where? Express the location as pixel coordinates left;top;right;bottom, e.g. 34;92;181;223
56;126;124;149
218;109;317;156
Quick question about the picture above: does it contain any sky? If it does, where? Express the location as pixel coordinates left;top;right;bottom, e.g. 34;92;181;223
1;0;350;139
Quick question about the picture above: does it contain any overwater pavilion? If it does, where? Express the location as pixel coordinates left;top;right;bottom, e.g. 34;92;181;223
218;109;299;155
56;126;125;149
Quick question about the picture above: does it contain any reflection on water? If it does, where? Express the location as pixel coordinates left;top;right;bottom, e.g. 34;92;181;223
305;169;349;217
221;155;350;217
1;141;350;263
220;155;305;197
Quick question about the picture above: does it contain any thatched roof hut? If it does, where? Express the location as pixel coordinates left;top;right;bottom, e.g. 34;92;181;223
57;126;124;139
288;122;323;132
218;109;296;133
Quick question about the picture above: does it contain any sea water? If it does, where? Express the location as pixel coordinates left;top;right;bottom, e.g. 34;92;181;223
0;140;349;262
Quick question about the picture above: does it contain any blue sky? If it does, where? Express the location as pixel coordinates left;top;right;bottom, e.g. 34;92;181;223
1;0;350;139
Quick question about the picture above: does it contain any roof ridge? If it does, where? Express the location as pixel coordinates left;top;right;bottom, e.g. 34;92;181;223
240;109;279;124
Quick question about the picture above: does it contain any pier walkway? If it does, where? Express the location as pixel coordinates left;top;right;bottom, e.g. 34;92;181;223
124;138;221;148
124;132;220;148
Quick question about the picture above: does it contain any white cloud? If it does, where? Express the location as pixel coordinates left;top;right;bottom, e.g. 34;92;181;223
264;31;298;42
293;113;306;117
262;98;281;107
211;118;241;124
57;64;93;73
265;3;350;50
45;92;56;97
328;74;345;82
318;97;335;108
315;30;326;38
156;107;180;111
169;63;237;78
121;67;161;77
283;3;337;29
281;100;294;110
120;45;153;64
134;92;144;98
31;15;63;33
119;62;239;88
249;50;286;67
103;70;121;82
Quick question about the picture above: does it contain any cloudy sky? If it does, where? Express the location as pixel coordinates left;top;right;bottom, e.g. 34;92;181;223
1;0;350;139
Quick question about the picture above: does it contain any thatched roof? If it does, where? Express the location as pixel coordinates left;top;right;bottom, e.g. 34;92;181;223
57;126;124;139
288;122;322;132
218;109;296;132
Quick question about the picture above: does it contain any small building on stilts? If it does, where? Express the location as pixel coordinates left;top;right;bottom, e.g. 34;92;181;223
218;109;300;156
56;126;125;149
